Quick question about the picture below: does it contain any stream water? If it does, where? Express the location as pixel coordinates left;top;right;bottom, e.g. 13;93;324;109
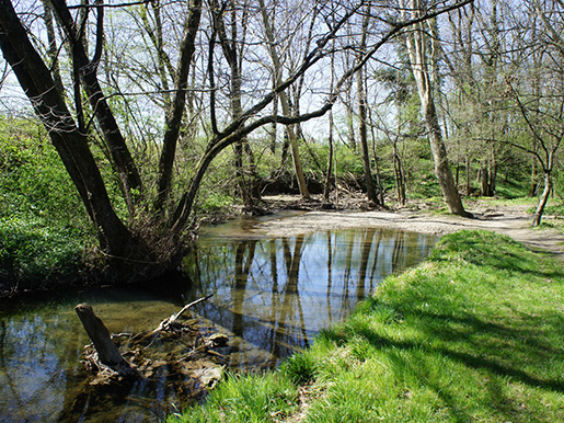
0;217;437;422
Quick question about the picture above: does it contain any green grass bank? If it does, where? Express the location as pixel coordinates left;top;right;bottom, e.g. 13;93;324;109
168;229;564;423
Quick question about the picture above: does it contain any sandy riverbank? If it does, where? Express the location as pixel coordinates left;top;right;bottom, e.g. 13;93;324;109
254;199;564;258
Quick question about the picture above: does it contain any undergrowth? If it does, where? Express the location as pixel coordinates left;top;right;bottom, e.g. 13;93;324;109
0;117;90;286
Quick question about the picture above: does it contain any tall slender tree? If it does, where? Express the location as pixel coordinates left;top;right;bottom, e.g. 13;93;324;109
400;0;470;217
356;2;381;207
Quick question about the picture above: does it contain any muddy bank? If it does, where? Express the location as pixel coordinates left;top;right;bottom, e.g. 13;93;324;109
255;198;564;258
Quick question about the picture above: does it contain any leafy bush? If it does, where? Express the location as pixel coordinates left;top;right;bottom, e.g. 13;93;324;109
201;193;238;212
0;116;90;283
0;217;84;281
0;116;85;225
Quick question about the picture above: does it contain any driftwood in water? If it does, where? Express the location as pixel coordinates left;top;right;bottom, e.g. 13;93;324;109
75;295;222;390
159;294;214;330
67;295;227;421
75;303;127;367
75;303;139;379
124;294;215;350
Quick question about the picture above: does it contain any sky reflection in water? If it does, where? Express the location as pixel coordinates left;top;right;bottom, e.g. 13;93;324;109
185;227;437;368
0;225;437;422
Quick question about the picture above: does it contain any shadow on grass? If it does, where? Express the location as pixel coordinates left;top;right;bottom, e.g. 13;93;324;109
430;230;560;280
332;309;564;390
320;294;564;423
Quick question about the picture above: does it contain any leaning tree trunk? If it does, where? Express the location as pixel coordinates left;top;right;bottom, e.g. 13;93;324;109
402;0;469;217
532;172;552;227
75;304;134;370
425;102;469;216
50;0;143;204
258;0;310;200
0;1;141;259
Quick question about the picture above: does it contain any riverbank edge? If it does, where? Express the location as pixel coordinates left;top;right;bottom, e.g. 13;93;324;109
167;229;564;423
3;195;562;299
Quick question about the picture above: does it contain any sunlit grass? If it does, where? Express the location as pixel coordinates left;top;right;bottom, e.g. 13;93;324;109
168;230;564;423
168;372;297;423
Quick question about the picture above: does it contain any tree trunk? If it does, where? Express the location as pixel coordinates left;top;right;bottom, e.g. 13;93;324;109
343;27;357;151
466;154;471;196
532;172;552;227
357;3;380;207
0;2;140;257
480;163;489;196
75;304;130;368
40;0;64;95
258;0;310;200
426;103;468;215
529;156;538;197
50;0;144;205
154;0;202;212
211;0;260;211
402;0;469;217
393;148;406;206
323;110;335;203
324;39;335;204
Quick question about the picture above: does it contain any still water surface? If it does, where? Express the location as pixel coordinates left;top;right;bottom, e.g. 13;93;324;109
0;219;437;422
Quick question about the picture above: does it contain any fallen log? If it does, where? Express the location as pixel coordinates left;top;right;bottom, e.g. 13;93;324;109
130;294;214;346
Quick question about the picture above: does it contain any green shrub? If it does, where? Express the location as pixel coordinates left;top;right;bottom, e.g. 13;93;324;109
201;193;238;212
0;116;89;282
0;217;84;280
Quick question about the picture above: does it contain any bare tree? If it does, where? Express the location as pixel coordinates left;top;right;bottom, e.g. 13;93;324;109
0;0;474;282
357;2;382;207
400;0;471;217
210;0;262;213
499;0;564;226
258;0;310;200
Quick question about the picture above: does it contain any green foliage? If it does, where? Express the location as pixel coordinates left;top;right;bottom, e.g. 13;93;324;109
297;143;366;180
0;116;85;225
200;193;238;212
0;217;83;280
0;116;90;283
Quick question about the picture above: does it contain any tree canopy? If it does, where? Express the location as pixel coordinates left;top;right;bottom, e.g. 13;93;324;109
2;0;562;281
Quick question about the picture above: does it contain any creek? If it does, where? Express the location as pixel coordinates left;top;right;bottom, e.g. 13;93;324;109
0;216;437;422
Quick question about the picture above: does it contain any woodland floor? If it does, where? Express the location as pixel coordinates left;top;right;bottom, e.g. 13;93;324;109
256;195;564;259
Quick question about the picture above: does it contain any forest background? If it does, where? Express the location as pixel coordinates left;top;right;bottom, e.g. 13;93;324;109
1;0;564;292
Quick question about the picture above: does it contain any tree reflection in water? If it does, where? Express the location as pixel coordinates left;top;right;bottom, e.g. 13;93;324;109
0;226;436;422
185;227;437;368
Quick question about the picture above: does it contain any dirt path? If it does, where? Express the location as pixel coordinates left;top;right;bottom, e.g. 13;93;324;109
255;201;564;259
